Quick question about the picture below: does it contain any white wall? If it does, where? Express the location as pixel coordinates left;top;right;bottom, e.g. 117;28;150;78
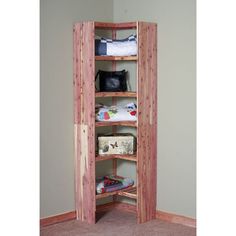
41;0;196;219
113;0;196;218
40;0;113;218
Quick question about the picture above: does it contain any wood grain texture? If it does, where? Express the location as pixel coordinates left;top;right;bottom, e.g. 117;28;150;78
117;186;137;199
111;29;118;203
40;205;196;228
95;22;137;30
156;211;196;228
137;22;157;224
40;211;76;227
74;22;96;224
95;92;137;98
95;121;137;127
95;185;136;200
74;21;157;225
96;202;115;212
95;56;138;61
114;202;137;213
95;154;137;162
96;202;137;214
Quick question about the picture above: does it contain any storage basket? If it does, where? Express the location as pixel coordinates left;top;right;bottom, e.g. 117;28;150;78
98;133;135;155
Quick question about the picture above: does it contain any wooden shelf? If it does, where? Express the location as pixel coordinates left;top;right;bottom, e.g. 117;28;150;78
95;121;137;127
74;21;157;224
95;92;137;98
117;186;137;199
96;154;137;162
95;56;138;61
95;22;137;30
96;186;137;200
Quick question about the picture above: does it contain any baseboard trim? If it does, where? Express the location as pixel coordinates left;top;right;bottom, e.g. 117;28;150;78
40;211;76;227
156;210;196;228
114;201;136;213
40;203;196;228
96;202;115;212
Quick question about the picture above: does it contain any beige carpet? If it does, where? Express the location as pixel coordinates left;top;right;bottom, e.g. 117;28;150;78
41;209;196;236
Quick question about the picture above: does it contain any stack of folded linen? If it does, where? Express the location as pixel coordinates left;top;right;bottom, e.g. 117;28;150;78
95;103;137;122
95;34;137;56
96;175;134;194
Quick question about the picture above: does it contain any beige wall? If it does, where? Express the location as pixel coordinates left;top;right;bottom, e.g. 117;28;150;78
113;0;196;218
40;0;113;218
41;0;196;219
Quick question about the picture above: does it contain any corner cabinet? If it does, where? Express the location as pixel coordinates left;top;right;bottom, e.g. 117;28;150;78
73;21;157;224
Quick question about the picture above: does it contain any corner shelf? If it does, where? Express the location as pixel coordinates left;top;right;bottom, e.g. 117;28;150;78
95;56;138;61
95;22;137;30
96;154;137;162
74;21;157;224
95;121;137;127
117;186;137;199
95;92;137;98
96;186;137;200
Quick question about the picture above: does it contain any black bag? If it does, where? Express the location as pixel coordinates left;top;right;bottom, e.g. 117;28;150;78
95;70;127;92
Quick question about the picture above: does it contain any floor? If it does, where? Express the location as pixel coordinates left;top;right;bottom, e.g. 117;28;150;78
40;209;196;236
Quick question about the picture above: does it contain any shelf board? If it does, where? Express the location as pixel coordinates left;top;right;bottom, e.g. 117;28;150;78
95;92;137;98
117;186;137;199
96;154;137;162
95;56;137;61
95;121;137;127
95;22;137;30
96;186;137;200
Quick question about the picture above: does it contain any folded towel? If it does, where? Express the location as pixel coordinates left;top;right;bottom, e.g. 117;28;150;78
95;34;137;56
96;175;134;194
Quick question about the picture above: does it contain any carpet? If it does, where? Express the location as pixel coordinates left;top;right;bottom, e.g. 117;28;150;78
40;209;196;236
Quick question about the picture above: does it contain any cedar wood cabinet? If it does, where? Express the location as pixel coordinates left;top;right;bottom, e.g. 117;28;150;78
73;21;157;224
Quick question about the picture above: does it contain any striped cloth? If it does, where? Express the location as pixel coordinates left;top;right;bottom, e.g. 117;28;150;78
95;34;137;56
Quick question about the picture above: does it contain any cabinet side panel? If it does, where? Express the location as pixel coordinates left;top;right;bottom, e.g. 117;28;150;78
74;22;95;224
73;24;81;124
137;22;157;224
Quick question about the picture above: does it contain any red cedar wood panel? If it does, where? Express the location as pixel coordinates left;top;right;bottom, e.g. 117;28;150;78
156;211;196;228
95;56;138;61
95;186;136;200
95;121;137;127
95;154;137;162
95;22;137;30
137;22;157;224
40;211;76;227
111;29;117;203
95;92;137;97
74;22;96;224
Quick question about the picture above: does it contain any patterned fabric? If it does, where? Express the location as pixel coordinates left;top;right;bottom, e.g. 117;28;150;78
96;175;134;194
95;34;137;56
96;103;137;122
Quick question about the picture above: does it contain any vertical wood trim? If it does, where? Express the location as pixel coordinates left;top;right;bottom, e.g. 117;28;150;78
112;29;118;202
74;22;95;224
137;22;157;224
73;24;81;124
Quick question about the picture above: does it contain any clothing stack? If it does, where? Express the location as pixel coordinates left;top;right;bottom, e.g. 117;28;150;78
96;175;134;194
